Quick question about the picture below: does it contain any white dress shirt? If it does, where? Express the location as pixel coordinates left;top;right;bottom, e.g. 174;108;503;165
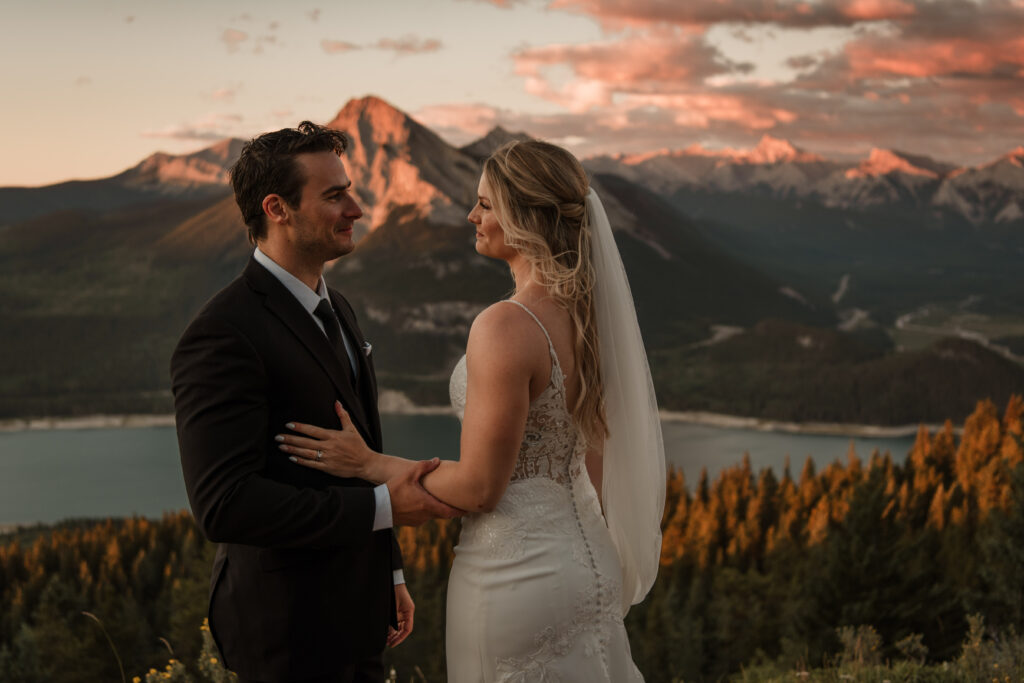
253;248;404;585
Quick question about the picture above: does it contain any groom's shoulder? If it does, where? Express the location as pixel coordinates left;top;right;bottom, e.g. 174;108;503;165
192;273;255;319
177;274;261;346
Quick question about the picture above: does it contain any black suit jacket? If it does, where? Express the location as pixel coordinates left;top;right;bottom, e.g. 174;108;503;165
171;257;400;681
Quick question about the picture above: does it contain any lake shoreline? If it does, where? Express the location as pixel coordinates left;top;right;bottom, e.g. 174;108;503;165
659;411;953;438
0;409;951;438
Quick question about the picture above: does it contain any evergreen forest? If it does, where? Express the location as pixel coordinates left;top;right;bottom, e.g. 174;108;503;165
1;398;1022;682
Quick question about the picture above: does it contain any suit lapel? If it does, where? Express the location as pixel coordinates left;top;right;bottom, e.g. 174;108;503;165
330;289;382;449
244;258;373;441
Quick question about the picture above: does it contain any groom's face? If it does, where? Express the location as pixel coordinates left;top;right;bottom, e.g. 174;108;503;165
285;151;363;261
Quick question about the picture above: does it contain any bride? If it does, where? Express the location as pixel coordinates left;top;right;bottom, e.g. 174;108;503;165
278;140;666;681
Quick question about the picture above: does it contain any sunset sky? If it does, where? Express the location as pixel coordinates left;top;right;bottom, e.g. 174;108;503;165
3;0;1023;186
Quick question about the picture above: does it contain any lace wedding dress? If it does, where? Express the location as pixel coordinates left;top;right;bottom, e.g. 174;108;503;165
445;300;645;682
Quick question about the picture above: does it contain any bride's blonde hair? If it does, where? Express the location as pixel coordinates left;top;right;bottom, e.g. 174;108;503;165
482;140;607;445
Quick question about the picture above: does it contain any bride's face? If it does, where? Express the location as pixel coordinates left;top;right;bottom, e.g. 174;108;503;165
468;175;514;261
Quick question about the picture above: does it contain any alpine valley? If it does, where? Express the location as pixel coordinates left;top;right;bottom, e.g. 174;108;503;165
2;96;1022;424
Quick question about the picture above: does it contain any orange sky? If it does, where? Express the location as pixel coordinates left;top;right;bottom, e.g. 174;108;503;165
3;0;1023;186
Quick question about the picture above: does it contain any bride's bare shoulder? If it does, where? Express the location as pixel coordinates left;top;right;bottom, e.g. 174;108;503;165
466;302;542;364
470;301;530;337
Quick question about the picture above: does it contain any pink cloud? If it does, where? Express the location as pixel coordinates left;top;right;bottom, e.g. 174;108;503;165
221;29;248;53
468;0;527;6
462;0;1024;164
624;93;798;130
839;0;916;21
844;35;1024;80
373;36;443;54
321;39;361;54
546;0;921;29
513;30;751;111
209;86;240;101
322;36;443;56
142;113;246;142
414;104;503;142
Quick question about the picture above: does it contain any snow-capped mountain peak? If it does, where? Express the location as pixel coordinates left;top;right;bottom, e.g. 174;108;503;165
845;148;941;179
932;146;1024;223
740;135;824;165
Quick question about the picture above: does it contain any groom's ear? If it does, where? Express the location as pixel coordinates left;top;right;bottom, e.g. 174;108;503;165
262;194;290;225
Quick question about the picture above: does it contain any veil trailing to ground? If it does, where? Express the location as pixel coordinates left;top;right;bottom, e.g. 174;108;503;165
586;187;667;616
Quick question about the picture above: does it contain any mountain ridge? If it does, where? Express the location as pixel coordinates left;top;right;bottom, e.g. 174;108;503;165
0;95;1020;422
3;108;1019;226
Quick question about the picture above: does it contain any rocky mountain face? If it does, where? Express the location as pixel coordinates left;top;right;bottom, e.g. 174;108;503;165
0;96;1020;417
319;99;824;397
0;139;244;227
326;96;480;232
933;147;1024;224
459;126;532;162
115;138;247;193
589;136;1023;223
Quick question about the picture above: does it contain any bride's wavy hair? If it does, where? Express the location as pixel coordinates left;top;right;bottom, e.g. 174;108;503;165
483;140;608;445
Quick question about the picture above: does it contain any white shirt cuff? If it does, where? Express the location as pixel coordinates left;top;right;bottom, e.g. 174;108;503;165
393;569;405;585
372;484;393;531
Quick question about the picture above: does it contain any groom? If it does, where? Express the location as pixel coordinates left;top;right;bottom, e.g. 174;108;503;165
171;121;458;683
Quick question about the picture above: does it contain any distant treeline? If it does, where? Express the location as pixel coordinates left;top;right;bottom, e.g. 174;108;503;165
653;320;1024;425
1;398;1022;681
3;306;1024;428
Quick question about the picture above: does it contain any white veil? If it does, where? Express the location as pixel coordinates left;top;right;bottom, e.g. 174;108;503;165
587;187;666;615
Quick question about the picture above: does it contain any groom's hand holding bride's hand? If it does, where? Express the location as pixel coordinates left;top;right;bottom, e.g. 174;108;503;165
386;458;462;526
278;402;462;526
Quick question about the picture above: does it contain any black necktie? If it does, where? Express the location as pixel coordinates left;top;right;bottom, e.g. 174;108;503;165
314;299;356;384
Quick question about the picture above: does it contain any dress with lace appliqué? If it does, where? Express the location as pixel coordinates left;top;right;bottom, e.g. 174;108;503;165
445;301;644;683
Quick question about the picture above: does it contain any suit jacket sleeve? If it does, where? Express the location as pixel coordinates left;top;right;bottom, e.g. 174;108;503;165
172;313;376;549
392;533;403;572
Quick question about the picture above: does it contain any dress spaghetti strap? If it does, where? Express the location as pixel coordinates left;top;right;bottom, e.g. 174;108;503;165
500;299;565;387
501;300;557;356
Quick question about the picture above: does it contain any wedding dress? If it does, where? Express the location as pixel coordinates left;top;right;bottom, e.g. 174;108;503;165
445;299;645;682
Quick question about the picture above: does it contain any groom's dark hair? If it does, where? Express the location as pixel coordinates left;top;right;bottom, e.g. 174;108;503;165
230;121;350;244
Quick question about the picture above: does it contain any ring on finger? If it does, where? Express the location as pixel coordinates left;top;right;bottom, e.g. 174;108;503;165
316;449;323;461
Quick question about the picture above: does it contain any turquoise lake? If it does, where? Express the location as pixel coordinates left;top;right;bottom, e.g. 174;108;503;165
0;415;915;525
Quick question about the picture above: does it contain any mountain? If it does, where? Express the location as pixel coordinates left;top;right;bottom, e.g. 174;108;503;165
813;149;950;208
582;138;1024;323
326;96;479;231
933;147;1024;224
845;148;955;178
587;136;842;199
320;98;827;397
156;195;250;264
585;138;1024;225
0;139;243;227
114;138;246;192
722;135;826;165
458;126;532;161
0;95;1019;419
